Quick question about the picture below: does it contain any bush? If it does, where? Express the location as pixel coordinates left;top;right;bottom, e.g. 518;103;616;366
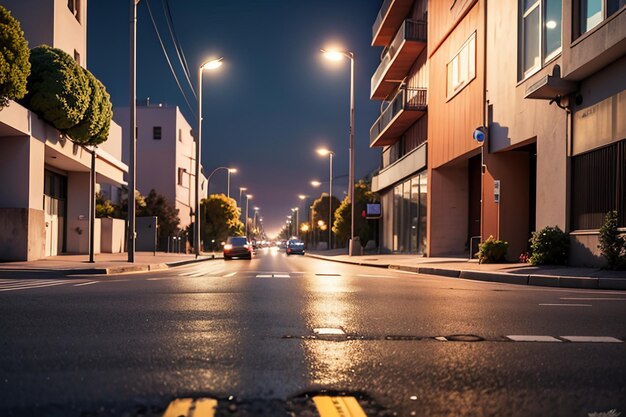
478;235;509;263
598;211;626;270
529;226;569;265
0;5;30;108
23;45;91;131
66;69;112;145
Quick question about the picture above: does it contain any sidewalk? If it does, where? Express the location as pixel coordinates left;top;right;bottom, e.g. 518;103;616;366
307;250;626;291
0;252;220;276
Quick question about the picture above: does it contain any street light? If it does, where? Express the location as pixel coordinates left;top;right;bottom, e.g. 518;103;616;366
316;148;334;250
206;166;237;199
321;48;356;256
310;180;322;188
245;194;253;239
128;0;141;262
195;57;224;257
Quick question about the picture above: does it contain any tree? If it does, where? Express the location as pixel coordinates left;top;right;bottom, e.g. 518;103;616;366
22;45;91;131
201;194;243;251
0;5;30;108
66;69;112;145
138;190;181;250
312;193;341;245
95;193;115;218
333;180;380;247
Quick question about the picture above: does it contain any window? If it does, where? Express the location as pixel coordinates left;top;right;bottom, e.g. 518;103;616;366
446;32;476;98
73;50;80;65
67;0;80;22
519;0;562;79
178;129;183;142
153;126;162;140
579;0;626;34
571;140;625;230
177;168;186;186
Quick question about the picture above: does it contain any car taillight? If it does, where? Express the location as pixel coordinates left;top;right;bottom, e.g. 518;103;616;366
224;244;233;250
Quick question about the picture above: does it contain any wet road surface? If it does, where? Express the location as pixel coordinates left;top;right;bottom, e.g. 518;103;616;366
1;247;625;416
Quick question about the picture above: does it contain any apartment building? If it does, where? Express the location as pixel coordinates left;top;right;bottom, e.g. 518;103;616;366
0;0;127;261
113;104;208;229
370;0;429;254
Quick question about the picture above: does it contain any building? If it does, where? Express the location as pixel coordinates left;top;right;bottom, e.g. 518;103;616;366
113;104;207;230
0;0;128;261
370;0;429;254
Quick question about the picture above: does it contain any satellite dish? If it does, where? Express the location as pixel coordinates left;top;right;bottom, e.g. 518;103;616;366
473;126;487;143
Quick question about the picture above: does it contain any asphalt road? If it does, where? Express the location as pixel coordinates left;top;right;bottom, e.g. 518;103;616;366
1;248;625;417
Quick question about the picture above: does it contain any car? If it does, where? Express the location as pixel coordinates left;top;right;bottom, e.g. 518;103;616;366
223;236;253;260
286;239;305;255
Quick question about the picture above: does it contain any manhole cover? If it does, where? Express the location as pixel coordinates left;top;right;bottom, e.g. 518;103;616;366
444;334;484;342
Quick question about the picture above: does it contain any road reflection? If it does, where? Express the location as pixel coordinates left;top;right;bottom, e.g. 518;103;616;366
302;274;365;387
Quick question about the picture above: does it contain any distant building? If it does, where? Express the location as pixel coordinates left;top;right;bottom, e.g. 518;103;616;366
113;104;208;229
0;0;127;261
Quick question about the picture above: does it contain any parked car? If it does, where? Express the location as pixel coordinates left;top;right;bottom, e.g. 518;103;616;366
223;236;252;260
286;239;305;255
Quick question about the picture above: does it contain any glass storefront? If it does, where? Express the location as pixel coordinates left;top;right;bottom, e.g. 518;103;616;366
392;171;427;253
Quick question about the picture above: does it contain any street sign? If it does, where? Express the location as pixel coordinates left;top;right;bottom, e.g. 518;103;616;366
494;180;501;203
366;203;381;219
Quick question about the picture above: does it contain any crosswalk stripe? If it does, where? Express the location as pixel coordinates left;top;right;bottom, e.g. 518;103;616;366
313;396;367;417
0;281;73;292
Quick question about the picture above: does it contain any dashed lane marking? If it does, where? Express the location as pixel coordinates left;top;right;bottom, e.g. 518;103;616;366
539;303;592;307
256;274;273;278
223;272;237;277
313;396;367;417
314;328;345;336
74;281;98;287
560;297;626;301
561;336;623;343
506;335;562;342
162;397;217;417
435;336;448;342
256;274;291;278
273;274;290;278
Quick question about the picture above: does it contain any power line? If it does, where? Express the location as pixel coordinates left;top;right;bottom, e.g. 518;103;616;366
145;0;197;118
162;0;196;100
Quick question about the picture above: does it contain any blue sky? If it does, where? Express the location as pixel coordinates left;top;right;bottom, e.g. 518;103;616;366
88;0;383;236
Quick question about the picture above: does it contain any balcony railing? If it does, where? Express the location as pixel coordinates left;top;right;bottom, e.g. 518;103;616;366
371;19;427;99
372;0;394;40
370;86;427;147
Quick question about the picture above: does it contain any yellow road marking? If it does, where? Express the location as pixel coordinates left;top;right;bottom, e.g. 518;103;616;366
162;398;216;417
313;396;367;417
192;398;217;417
163;398;193;417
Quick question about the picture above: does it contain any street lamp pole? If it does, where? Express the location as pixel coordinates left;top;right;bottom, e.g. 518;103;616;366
321;49;356;255
195;57;223;257
206;167;237;198
245;194;252;239
128;0;140;263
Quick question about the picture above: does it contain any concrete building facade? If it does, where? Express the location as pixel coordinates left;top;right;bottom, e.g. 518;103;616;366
370;0;626;265
113;105;207;230
0;0;127;261
370;0;430;254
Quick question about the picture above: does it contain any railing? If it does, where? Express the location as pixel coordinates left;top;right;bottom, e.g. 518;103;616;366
372;0;394;40
370;86;427;146
371;19;427;94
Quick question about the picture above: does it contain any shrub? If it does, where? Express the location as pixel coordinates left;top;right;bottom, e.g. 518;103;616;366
23;45;91;131
0;5;30;108
529;226;569;265
95;193;115;218
598;211;626;270
479;235;509;263
66;69;112;145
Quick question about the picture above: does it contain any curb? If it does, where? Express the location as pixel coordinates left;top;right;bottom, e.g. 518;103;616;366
307;254;625;291
67;255;220;276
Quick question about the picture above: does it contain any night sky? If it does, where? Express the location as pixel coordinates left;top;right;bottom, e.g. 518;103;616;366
87;0;383;236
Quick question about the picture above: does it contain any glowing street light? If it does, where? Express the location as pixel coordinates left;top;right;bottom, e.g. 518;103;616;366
310;180;322;188
316;148;334;249
206;166;237;199
195;56;224;257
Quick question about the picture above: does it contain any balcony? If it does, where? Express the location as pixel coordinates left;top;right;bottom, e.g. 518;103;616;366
370;86;427;148
372;0;415;46
371;19;427;100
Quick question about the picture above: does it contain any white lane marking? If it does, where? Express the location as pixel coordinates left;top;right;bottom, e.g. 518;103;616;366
357;274;393;278
539;303;592;307
560;297;626;301
147;277;169;281
74;281;98;287
223;272;237;277
559;336;623;343
256;274;273;278
273;274;290;278
314;328;345;335
0;279;70;288
435;336;448;342
0;281;74;292
561;336;623;343
506;335;562;342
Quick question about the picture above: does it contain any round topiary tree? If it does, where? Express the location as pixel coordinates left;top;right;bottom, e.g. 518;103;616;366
0;5;31;108
23;45;91;130
66;68;112;145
